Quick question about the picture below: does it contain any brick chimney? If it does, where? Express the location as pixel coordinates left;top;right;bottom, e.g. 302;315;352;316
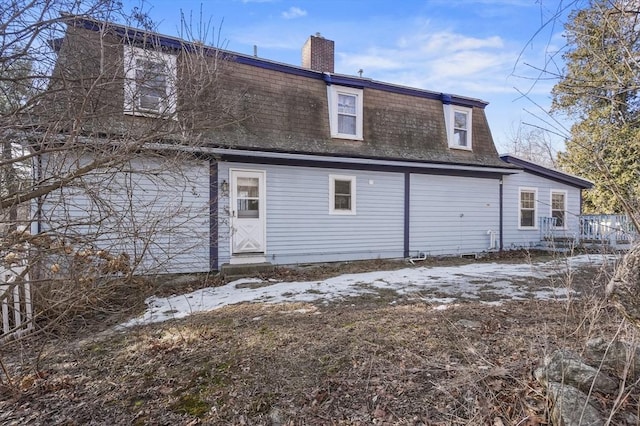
302;33;334;73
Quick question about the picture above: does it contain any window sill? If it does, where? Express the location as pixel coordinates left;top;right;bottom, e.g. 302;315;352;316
518;226;539;231
448;145;472;151
329;210;357;216
331;134;363;141
124;109;177;120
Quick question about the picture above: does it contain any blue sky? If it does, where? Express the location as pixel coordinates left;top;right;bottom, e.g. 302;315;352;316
122;0;577;152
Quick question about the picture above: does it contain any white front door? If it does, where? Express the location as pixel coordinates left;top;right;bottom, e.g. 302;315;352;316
230;169;266;257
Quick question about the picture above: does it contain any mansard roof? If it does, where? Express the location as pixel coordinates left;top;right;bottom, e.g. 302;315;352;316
52;14;515;170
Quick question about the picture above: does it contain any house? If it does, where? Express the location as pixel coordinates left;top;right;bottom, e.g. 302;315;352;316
32;16;593;275
500;155;593;249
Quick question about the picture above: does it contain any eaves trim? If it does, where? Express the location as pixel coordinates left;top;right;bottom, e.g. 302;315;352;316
500;155;594;189
146;143;519;176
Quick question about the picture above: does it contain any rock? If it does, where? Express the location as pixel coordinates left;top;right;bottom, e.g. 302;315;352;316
535;349;619;395
455;319;481;329
269;407;283;425
623;412;639;425
547;382;604;426
586;337;640;380
606;245;640;329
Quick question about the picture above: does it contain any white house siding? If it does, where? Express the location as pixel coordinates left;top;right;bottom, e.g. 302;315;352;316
217;162;405;266
40;153;210;274
409;174;500;256
502;171;581;249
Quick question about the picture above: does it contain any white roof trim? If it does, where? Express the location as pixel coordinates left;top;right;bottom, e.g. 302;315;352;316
147;143;519;174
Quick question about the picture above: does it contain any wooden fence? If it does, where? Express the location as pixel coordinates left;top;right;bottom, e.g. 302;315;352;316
0;262;33;342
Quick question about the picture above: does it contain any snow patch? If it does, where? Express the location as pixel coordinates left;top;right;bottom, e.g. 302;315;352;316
118;254;616;328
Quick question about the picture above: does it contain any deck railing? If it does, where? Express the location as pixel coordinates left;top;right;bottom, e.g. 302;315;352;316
579;214;636;247
540;217;558;242
541;214;637;249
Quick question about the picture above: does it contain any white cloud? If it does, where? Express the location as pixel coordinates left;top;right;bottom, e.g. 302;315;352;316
422;33;504;53
430;50;508;78
282;6;307;19
336;30;513;96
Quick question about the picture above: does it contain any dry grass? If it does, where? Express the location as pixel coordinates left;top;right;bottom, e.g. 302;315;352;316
0;254;634;425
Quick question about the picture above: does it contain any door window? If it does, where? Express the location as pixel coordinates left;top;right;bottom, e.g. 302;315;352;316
237;177;259;218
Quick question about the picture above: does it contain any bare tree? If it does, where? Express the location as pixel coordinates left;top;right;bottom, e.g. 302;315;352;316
0;0;247;348
503;123;558;168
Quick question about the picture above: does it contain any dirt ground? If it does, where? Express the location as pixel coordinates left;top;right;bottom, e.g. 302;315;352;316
0;252;635;425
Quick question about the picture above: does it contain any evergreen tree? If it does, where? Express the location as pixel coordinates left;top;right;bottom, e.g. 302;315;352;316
553;0;640;216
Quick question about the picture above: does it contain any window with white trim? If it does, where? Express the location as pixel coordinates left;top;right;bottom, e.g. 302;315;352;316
519;188;537;228
327;86;363;140
443;104;473;150
124;45;177;116
551;190;567;228
329;175;356;215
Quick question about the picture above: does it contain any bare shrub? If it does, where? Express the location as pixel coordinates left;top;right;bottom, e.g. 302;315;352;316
0;0;239;343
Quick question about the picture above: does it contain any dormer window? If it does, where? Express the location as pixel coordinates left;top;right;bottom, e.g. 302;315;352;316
136;59;167;111
327;86;363;140
444;104;473;150
338;93;357;134
453;110;470;147
124;45;177;117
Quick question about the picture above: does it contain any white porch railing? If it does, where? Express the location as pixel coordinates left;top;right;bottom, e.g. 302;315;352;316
540;214;637;249
579;214;636;247
540;217;559;242
0;262;33;342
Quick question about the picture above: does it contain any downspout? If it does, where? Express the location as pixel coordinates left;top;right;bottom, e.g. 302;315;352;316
36;155;42;235
30;154;43;283
579;189;583;215
579;189;583;246
404;172;410;258
209;159;219;271
499;177;504;252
